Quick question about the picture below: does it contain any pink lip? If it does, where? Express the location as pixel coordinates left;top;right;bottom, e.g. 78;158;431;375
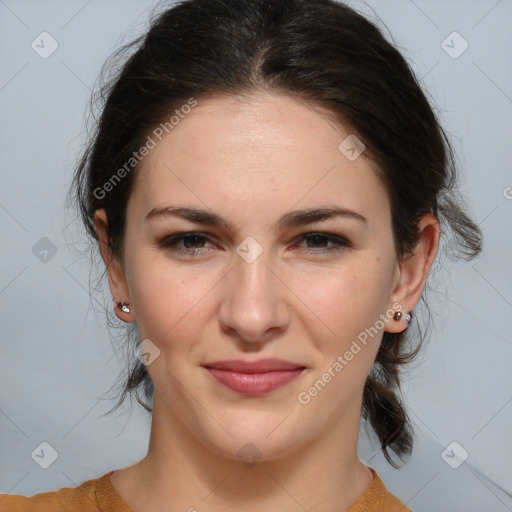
202;358;306;396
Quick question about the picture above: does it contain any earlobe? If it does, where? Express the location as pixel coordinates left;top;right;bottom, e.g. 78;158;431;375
113;300;135;323
386;212;440;333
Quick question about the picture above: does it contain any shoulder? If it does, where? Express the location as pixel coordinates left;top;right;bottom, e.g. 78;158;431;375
0;471;131;512
347;466;412;512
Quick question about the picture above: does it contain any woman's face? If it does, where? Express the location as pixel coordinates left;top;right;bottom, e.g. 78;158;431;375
100;92;409;462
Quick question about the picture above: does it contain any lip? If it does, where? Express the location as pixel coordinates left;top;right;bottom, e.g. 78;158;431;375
202;358;306;396
203;358;305;373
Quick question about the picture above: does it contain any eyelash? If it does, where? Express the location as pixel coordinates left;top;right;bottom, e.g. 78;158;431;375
159;231;352;256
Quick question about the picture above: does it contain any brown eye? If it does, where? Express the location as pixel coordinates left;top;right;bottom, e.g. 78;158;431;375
296;232;351;254
304;234;330;247
161;232;214;255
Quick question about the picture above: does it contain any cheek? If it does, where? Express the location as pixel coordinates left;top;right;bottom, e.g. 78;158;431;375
126;250;215;350
288;257;391;350
292;263;390;415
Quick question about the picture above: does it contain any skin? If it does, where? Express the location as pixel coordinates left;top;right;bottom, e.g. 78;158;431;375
94;91;439;512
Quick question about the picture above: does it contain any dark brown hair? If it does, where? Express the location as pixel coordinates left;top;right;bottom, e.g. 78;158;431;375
69;0;483;468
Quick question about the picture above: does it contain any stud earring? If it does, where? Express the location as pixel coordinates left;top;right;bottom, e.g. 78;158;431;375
114;300;131;314
393;310;411;327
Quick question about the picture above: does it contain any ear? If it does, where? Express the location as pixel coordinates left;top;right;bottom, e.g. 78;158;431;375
385;212;440;333
93;208;134;323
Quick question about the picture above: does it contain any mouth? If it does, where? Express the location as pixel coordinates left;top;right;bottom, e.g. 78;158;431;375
202;358;307;396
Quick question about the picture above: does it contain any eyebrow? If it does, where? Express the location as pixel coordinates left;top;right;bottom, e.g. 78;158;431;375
145;205;368;229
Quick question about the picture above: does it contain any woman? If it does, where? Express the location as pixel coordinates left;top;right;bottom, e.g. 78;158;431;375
0;0;482;510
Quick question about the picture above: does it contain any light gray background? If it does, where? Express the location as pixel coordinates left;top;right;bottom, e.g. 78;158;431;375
0;1;511;510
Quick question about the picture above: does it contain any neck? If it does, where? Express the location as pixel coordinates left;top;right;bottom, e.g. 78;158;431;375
114;389;373;512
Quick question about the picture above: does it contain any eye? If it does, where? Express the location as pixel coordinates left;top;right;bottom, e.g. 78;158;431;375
160;232;215;255
159;231;352;257
295;232;352;254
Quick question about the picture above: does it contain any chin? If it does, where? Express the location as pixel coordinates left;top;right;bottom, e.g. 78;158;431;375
207;433;305;465
195;410;312;464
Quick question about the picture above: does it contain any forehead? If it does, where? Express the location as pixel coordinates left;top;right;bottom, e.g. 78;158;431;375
128;92;390;230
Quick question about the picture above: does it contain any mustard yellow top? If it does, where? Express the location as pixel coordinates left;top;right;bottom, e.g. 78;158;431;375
0;466;412;511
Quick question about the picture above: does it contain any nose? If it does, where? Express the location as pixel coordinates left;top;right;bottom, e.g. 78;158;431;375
218;251;291;344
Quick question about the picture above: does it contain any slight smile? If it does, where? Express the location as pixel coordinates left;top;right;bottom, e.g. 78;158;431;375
202;358;307;396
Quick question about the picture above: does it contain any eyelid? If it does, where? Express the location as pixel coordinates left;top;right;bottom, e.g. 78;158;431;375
293;232;352;253
160;232;217;252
